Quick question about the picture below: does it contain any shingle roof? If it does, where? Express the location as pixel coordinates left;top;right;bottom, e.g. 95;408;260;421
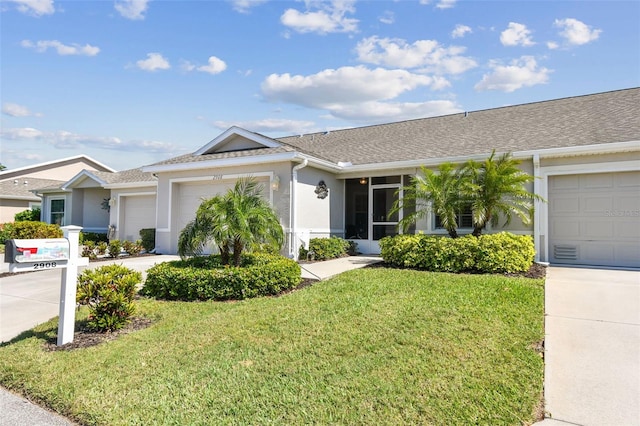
88;168;157;185
146;146;298;167
0;178;64;199
278;88;640;165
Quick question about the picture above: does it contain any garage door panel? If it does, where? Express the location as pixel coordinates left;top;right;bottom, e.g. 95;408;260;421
122;196;156;242
551;197;580;214
549;171;640;268
550;219;580;238
582;173;613;189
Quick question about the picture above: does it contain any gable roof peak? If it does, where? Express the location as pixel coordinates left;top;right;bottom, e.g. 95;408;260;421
194;126;282;156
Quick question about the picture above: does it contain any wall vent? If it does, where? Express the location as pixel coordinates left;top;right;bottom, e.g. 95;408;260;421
554;245;578;261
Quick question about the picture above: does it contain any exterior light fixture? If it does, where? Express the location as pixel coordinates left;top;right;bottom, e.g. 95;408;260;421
271;175;280;191
359;177;367;185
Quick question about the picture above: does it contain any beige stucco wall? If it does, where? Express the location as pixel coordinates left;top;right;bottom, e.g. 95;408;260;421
0;199;31;223
7;159;108;181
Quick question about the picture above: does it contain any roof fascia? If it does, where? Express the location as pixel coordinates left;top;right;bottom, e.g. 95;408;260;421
1;195;41;201
62;170;108;190
194;126;281;156
143;152;300;173
103;181;158;190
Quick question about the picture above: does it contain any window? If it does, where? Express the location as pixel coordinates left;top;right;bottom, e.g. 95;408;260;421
50;199;65;226
435;204;473;229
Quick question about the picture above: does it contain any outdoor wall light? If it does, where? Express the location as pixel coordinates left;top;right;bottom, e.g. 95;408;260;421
359;177;367;185
271;175;280;191
108;197;116;207
315;180;329;199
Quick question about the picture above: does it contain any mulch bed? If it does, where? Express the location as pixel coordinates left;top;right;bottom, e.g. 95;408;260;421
45;317;154;351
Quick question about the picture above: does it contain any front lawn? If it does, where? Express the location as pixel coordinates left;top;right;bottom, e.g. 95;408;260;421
0;268;544;425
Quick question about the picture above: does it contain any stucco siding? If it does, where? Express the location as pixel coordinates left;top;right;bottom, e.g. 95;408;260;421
0;199;30;223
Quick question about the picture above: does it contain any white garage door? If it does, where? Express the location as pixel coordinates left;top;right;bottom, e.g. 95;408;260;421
122;195;156;242
549;171;640;268
175;178;271;253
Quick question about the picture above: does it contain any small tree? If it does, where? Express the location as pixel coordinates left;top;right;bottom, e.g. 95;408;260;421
14;208;41;222
391;163;466;238
178;177;284;266
461;151;544;236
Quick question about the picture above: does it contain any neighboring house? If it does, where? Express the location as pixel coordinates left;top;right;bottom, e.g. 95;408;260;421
36;168;157;240
141;88;639;268
0;155;114;223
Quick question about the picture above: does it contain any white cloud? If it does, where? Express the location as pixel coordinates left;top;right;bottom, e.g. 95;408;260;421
500;22;535;47
0;127;181;154
451;24;472;39
2;103;42;117
475;56;551;92
114;0;149;20
328;100;462;122
436;0;456;9
212;118;317;134
546;41;559;50
554;18;601;46
230;0;268;14
135;53;170;71
20;40;100;56
7;0;54;16
355;36;477;75
379;11;394;25
280;0;358;34
197;56;227;74
261;66;438;109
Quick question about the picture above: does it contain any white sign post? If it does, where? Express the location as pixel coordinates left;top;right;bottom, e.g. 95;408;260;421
58;225;83;346
5;225;88;346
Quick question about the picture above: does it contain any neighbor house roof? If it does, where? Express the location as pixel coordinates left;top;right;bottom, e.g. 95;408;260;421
278;87;640;166
0;178;64;200
0;155;115;181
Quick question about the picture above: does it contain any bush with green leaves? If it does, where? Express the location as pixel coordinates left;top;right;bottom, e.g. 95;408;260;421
379;232;535;274
80;232;108;245
1;221;62;242
122;240;143;256
142;253;301;301
96;242;108;255
76;264;141;332
139;228;155;252
82;241;98;260
107;239;122;258
299;236;357;261
14;208;41;222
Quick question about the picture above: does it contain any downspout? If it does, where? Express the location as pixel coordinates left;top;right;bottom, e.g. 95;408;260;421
533;154;541;262
289;159;308;259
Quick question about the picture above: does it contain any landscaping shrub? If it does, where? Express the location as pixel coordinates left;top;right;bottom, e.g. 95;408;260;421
142;253;301;301
139;228;155;252
299;236;356;261
1;221;62;241
82;241;98;260
380;232;534;274
80;232;108;245
107;240;122;258
14;208;41;222
122;240;143;256
96;242;108;255
76;264;141;332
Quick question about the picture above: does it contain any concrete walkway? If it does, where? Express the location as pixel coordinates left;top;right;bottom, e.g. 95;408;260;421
539;266;640;426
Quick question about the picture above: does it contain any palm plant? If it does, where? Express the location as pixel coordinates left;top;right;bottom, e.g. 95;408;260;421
461;151;544;236
178;177;284;266
392;163;466;238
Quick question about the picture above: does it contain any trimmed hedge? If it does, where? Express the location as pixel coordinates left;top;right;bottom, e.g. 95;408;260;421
299;236;358;261
141;253;301;301
139;228;155;252
1;221;62;242
379;232;535;274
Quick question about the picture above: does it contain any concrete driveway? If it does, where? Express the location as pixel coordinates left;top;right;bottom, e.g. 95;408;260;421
541;266;640;426
0;255;180;343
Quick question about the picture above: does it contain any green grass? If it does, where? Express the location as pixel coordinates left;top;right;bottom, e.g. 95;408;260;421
0;268;544;425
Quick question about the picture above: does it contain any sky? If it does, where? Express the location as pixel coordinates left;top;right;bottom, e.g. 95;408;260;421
1;0;639;171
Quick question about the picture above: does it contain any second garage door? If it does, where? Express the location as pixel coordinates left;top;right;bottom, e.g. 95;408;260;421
121;195;156;242
548;171;640;268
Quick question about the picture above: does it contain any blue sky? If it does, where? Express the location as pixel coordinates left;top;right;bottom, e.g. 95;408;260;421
1;0;638;171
